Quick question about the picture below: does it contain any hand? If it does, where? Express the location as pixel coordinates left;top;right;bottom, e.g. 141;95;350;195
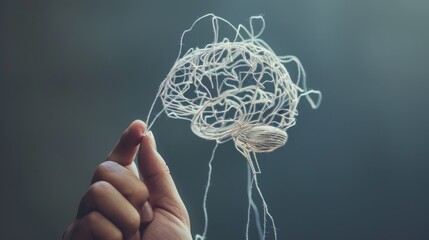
63;120;192;240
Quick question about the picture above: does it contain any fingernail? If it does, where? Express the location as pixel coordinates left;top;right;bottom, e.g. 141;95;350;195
147;131;157;150
141;201;153;223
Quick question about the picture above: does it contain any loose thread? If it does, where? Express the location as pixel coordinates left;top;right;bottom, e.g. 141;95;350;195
195;142;219;240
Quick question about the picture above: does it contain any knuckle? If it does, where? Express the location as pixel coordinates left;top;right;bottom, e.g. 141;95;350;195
124;209;141;234
126;183;149;205
84;212;123;240
88;181;114;198
107;229;122;240
85;211;103;223
78;181;114;218
93;161;119;180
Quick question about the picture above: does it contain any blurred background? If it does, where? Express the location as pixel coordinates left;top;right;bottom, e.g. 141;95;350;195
1;0;428;239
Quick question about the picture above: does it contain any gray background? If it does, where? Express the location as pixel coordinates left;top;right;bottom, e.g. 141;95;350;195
1;0;429;239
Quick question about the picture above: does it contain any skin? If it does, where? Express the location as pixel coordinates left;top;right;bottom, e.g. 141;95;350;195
63;120;192;240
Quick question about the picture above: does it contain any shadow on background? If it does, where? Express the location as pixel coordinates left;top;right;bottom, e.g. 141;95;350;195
1;0;428;239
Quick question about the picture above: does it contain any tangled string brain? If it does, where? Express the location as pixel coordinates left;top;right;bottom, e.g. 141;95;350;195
146;14;321;240
155;14;321;157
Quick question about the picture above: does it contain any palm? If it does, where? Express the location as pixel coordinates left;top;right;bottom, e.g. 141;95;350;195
142;208;191;240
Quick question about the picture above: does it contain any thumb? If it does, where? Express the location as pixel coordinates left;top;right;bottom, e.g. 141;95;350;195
106;120;146;177
138;131;189;226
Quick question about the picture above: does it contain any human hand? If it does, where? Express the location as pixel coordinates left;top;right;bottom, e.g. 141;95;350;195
63;120;192;240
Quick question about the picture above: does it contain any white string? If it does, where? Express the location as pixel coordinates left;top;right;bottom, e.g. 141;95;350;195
247;163;263;240
253;171;278;240
195;142;219;240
